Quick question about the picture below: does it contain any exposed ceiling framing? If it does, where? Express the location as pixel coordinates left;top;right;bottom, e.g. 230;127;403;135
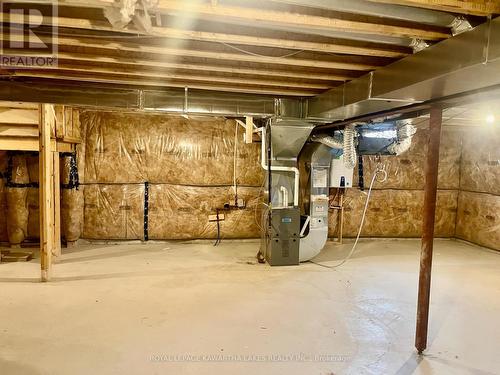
0;0;497;98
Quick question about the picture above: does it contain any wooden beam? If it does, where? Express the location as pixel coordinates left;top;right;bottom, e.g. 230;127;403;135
0;124;39;137
12;71;322;96
52;54;357;82
0;136;77;151
0;34;379;72
11;66;335;90
367;0;500;16
245;116;254;144
50;18;409;57
1;33;367;81
153;0;449;40
39;104;55;282
55;141;75;153
415;106;443;354
54;106;65;139
0;137;41;151
32;0;450;40
0;101;39;110
53;152;61;258
0;108;38;125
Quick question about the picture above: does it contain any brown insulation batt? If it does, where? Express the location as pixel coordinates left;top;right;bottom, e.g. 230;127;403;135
77;112;465;242
328;189;458;238
61;155;84;242
80;111;265;240
83;184;263;240
26;187;39;239
81;111;264;186
149;185;262;240
460;127;500;195
10;154;82;242
456;191;500;251
6;155;29;245
353;128;462;190
83;184;145;240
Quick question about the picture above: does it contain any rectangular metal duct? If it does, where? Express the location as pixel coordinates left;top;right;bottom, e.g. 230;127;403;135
0;80;281;117
307;16;500;121
271;118;314;160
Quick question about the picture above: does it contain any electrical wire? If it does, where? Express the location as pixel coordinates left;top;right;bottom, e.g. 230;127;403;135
310;162;388;269
219;42;305;58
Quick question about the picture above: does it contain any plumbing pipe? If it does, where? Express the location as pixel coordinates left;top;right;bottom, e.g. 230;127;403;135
260;126;300;207
280;186;289;207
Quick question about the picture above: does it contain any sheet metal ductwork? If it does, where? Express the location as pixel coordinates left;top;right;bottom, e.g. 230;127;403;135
260;118;316;266
298;144;331;262
307;16;500;121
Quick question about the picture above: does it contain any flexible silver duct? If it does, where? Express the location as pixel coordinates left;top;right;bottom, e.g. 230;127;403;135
310;133;343;149
343;125;357;169
387;121;417;155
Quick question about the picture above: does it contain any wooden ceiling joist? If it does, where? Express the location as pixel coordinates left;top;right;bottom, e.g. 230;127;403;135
52;0;451;40
1;34;359;81
0;0;478;98
7;66;335;90
0;32;382;72
1;49;367;83
54;56;354;82
367;0;500;16
1;12;410;58
11;72;320;96
152;0;450;40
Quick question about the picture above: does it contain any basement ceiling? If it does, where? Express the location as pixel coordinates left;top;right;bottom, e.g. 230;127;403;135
0;0;499;97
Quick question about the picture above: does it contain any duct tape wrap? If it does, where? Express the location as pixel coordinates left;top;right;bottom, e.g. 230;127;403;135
358;155;365;191
60;152;80;190
144;181;149;241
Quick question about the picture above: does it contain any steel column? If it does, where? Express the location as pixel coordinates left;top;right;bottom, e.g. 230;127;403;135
415;106;443;354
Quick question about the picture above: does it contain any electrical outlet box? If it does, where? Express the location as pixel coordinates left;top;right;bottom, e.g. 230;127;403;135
209;213;225;222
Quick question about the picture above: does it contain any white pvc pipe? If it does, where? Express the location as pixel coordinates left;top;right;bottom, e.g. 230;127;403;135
260;126;300;207
280;186;289;207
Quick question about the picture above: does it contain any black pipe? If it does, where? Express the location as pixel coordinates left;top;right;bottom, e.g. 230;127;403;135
143;181;149;241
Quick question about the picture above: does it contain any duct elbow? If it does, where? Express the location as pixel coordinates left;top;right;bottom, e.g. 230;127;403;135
299;226;328;262
388;122;417;155
311;134;343;149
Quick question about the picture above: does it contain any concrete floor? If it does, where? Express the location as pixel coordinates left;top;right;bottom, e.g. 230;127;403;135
1;239;499;375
